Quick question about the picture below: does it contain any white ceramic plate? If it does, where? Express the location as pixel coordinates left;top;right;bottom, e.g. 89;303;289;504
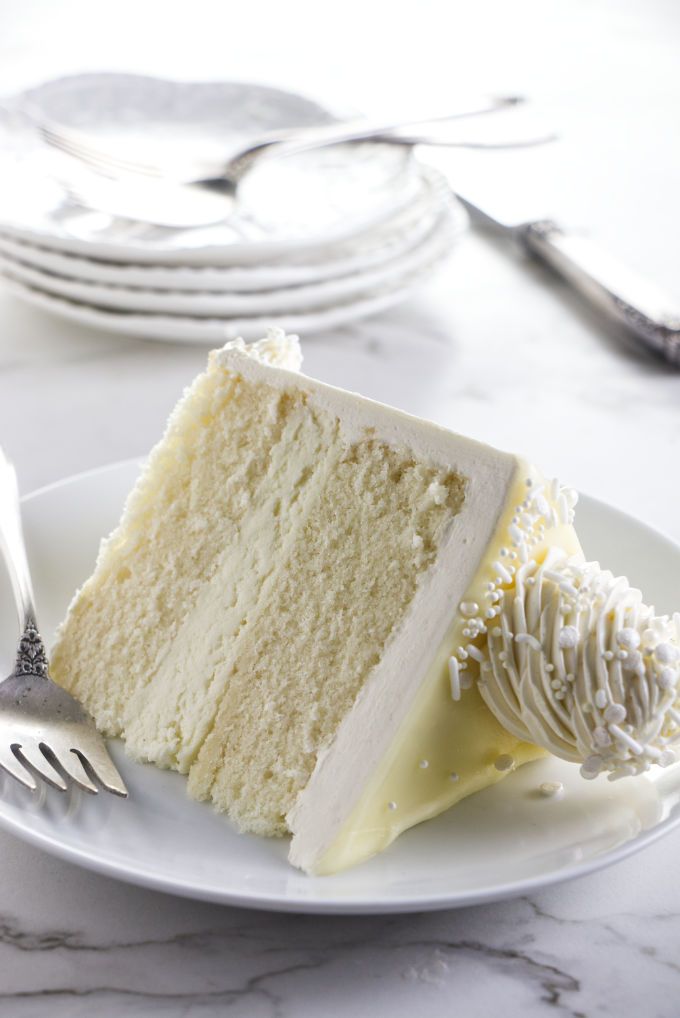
0;203;459;317
0;170;449;292
0;74;420;265
0;459;679;914
0;224;456;342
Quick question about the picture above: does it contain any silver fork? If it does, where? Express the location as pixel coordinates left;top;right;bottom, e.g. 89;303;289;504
0;447;127;797
19;96;557;229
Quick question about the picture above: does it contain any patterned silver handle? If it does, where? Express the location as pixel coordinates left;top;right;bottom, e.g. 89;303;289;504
520;220;680;366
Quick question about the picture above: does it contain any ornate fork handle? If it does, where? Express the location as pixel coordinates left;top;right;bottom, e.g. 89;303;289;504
0;445;128;796
0;449;48;679
15;622;48;677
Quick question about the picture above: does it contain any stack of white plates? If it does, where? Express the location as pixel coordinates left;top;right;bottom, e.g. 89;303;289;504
0;74;464;343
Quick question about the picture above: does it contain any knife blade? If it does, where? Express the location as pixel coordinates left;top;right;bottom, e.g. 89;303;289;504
422;153;680;367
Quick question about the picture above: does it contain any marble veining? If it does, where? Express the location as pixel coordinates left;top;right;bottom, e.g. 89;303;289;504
1;869;680;1017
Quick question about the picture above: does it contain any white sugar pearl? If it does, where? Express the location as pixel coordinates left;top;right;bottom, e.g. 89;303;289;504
580;754;603;779
616;627;641;649
558;626;579;649
604;703;627;724
655;643;679;664
658;667;677;690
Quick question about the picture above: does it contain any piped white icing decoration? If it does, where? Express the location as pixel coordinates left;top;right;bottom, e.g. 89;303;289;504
452;475;680;782
475;547;680;781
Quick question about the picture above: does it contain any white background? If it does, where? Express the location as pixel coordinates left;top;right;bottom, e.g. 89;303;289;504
0;1;679;1014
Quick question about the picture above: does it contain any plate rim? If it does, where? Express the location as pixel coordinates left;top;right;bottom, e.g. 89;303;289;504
0;457;678;914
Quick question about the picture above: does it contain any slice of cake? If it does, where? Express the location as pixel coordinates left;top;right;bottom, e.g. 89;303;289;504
51;330;680;874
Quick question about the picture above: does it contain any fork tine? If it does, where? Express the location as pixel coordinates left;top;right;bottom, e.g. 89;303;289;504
39;122;161;180
14;743;68;791
40;126;119;179
75;746;128;798
41;745;99;795
0;746;38;791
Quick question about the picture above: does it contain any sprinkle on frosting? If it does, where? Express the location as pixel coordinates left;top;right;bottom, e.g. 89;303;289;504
448;656;461;701
539;780;565;798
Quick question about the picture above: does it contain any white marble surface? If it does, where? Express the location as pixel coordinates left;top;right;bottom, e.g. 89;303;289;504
0;0;680;1014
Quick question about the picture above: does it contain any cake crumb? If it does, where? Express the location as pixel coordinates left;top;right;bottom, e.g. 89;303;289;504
427;481;448;506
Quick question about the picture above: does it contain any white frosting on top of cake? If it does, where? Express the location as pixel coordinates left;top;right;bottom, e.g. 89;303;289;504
215;331;516;463
469;549;680;781
217;328;303;373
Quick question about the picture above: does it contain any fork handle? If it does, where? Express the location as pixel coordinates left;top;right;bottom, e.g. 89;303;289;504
225;96;520;181
0;446;37;630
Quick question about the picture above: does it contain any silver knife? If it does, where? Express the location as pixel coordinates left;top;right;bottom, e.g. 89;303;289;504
451;189;680;366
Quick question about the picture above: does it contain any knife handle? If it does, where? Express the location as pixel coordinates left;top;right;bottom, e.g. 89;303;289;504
519;220;680;366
